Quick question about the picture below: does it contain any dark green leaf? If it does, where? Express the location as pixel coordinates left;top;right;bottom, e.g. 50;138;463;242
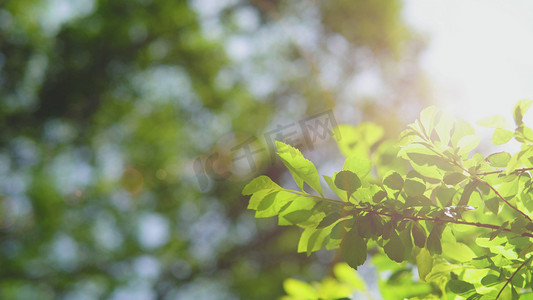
316;212;341;229
343;156;372;179
383;171;404;191
404;178;426;197
485;197;500;215
372;190;387;203
334;170;361;198
427;225;443;255
283;210;312;224
443;172;467;185
447;279;475;294
341;228;367;269
458;180;478;206
384;230;405;263
411;222;426;248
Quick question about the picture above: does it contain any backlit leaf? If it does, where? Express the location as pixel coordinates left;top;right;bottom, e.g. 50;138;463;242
487;152;511;168
492;128;514;145
276;141;323;195
416;248;433;281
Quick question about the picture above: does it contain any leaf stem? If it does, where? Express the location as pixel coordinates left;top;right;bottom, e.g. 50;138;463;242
283;189;533;239
451;160;532;222
476;167;533;176
495;256;532;299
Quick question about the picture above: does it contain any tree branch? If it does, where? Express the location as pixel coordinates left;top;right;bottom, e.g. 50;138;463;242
496;256;532;299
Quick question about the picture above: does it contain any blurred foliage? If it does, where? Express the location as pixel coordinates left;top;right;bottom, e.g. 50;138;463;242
0;0;429;299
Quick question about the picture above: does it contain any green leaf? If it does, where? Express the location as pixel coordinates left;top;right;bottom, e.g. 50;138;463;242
427;225;443;255
447;279;475;295
434;185;456;206
420;106;439;136
435;111;454;146
513;99;533;126
255;191;298;218
443;172;467;185
477;115;511;129
404;178;426;197
278;196;317;226
283;210;312;225
247;189;274;210
343;156;372;179
384;230;405;263
298;227;333;254
372;190;387;203
492;128;514;145
383;171;404;191
416;248;433;281
324;175;347;202
484;197;500;215
458;180;478;206
341;228;367;269
283;278;317;298
317;212;341;229
457;134;480;156
487;152;511;168
334;170;361;199
411;222;426;248
333;263;366;291
451;119;475;147
242;175;282;195
442;241;476;262
276;141;323;195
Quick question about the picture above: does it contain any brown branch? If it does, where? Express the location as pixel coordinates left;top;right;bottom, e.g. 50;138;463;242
496;256;532;299
283;190;533;239
451;161;532;222
476;167;533;176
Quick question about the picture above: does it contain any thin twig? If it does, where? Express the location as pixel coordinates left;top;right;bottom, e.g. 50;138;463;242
476;167;533;176
450;161;533;222
496;256;532;299
283;189;533;238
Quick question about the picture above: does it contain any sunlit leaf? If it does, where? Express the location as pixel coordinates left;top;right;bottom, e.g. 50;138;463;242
276;141;323;195
487;152;511;168
242;175;282;195
283;278;317;298
492;128;514;145
416;248;433;281
513;99;533;126
477;115;511;129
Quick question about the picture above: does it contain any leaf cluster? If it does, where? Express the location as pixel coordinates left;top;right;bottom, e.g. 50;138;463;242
243;100;533;299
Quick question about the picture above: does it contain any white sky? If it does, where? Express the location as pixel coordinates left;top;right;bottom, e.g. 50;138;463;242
403;0;533;124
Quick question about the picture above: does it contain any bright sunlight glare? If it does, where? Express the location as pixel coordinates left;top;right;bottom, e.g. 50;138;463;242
404;0;533;125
